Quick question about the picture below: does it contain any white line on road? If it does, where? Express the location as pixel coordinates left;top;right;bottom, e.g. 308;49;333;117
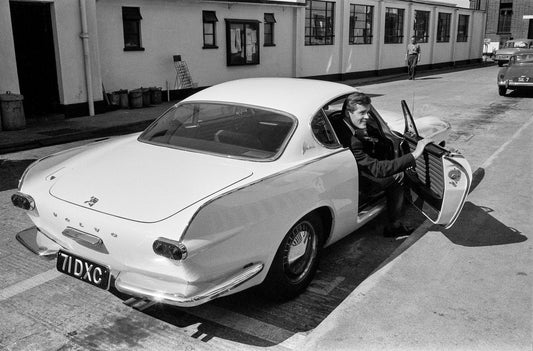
183;304;306;350
0;268;61;301
480;116;533;169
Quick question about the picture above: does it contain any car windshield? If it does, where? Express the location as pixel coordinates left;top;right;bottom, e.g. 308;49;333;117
139;102;296;160
515;54;533;63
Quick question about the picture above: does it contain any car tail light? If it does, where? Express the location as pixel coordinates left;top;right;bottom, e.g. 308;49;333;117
11;193;35;211
153;238;188;261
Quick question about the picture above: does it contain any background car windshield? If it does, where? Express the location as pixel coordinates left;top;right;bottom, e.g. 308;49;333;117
139;103;295;160
515;54;533;63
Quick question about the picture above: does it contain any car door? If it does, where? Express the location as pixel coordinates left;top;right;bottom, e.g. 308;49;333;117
399;100;471;229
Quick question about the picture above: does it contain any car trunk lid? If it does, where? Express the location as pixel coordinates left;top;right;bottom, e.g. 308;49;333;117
49;141;253;222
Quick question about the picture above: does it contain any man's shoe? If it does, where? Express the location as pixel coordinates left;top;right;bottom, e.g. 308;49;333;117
383;224;414;237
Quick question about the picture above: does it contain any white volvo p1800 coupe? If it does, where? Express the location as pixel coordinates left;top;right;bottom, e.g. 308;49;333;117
12;78;471;306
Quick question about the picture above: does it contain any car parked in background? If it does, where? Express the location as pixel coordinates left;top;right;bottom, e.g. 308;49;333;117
12;78;471;307
497;50;533;96
493;39;533;67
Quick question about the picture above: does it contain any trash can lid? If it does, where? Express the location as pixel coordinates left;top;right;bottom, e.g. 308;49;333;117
0;92;24;101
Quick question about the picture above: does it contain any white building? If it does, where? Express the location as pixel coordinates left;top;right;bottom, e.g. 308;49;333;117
0;0;485;119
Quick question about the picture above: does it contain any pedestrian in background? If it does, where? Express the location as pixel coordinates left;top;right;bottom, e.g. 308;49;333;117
405;36;421;80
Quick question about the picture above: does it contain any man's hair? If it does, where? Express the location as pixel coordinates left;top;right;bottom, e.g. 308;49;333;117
342;92;371;114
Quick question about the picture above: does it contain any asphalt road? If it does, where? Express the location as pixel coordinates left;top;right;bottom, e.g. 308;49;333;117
0;65;531;351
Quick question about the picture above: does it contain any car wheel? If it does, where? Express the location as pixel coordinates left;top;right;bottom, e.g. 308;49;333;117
261;214;323;300
498;86;506;96
498;61;504;67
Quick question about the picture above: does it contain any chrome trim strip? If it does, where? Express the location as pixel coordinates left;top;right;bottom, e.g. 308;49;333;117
62;227;103;246
15;227;61;260
115;262;264;307
180;148;347;240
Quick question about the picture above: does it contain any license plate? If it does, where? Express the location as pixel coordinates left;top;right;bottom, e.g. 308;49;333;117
518;77;530;82
57;250;110;290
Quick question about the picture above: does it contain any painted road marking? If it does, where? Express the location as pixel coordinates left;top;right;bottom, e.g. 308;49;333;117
308;276;345;295
183;305;306;350
0;268;61;301
480;116;533;169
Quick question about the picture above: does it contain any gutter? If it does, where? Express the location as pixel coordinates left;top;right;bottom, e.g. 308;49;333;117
79;0;95;116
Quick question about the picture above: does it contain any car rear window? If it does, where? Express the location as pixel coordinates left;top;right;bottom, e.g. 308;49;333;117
139;102;296;160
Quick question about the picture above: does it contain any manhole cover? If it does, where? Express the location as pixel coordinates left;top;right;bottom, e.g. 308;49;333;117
38;128;79;136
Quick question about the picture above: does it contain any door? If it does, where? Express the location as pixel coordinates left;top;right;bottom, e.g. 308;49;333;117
10;1;60;119
400;100;471;229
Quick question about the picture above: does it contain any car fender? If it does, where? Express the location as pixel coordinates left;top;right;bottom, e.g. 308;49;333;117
179;150;359;287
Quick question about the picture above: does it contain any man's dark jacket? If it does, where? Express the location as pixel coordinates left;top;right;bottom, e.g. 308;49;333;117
332;116;415;178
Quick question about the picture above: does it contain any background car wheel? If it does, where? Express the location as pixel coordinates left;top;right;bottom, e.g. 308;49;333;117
260;213;323;300
498;62;504;67
498;86;506;96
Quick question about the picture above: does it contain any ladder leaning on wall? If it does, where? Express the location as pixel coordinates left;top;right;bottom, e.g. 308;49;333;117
173;55;193;89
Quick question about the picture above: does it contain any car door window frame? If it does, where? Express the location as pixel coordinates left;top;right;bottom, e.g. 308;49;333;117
310;109;341;149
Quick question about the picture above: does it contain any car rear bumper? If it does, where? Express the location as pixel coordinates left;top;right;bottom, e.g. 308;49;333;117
16;226;264;307
498;81;533;88
114;263;264;307
16;226;62;259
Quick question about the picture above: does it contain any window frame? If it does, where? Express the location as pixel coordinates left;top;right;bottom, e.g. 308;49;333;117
203;11;219;49
122;7;144;51
311;110;341;149
436;12;451;43
305;0;336;46
349;4;374;45
497;2;513;34
457;14;469;42
413;10;430;43
225;19;260;66
264;13;276;46
384;7;405;44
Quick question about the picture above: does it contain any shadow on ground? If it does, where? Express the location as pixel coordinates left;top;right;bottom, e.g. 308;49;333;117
0;159;36;191
133;208;427;348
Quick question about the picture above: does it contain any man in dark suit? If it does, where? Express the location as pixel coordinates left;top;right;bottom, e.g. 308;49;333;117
341;92;431;237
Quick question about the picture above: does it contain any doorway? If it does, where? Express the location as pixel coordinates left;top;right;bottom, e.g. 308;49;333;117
528;19;533;40
10;1;60;119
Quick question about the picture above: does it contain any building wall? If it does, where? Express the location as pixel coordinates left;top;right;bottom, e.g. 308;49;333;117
0;0;485;117
53;0;102;106
96;0;296;92
0;1;20;94
482;0;533;45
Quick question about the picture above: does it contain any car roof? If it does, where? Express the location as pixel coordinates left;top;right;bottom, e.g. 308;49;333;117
181;78;356;121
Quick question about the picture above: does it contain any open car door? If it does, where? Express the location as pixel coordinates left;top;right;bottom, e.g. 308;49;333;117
401;100;472;229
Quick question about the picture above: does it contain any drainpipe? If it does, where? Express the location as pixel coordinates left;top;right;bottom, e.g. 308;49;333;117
79;0;94;116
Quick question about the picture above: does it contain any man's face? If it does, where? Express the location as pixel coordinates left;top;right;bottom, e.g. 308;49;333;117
348;104;371;129
410;37;416;44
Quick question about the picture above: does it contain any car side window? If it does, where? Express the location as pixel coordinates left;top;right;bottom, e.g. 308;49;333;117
311;110;340;148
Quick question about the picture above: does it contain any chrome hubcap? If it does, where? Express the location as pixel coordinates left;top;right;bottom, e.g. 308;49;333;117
283;221;317;283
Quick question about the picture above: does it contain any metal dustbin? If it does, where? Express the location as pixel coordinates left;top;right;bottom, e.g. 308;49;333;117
150;87;162;104
0;92;26;131
117;89;129;109
142;88;151;106
128;89;143;108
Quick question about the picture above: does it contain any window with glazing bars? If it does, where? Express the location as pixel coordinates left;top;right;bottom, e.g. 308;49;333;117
437;12;451;42
384;8;404;44
305;0;335;45
457;14;469;42
203;11;218;48
349;4;373;44
264;13;276;46
414;10;430;43
497;1;512;33
122;7;143;50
